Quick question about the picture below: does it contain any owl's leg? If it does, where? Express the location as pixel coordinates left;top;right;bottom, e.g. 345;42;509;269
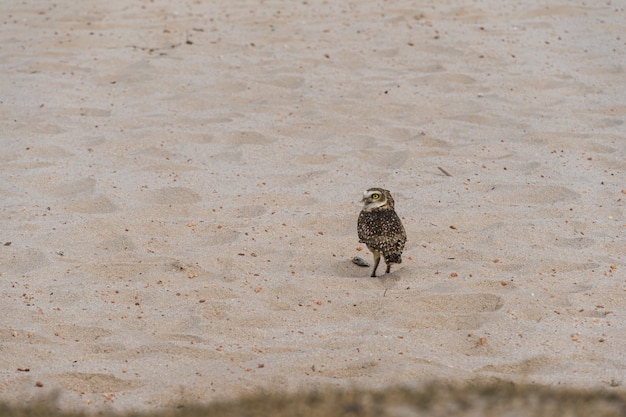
385;263;391;274
370;250;381;277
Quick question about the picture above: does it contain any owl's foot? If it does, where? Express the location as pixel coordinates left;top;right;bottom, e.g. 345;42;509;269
371;255;381;277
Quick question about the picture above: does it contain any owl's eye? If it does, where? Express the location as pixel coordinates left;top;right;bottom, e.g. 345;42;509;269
372;193;380;199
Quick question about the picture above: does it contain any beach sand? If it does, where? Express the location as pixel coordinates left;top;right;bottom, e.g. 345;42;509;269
1;0;624;412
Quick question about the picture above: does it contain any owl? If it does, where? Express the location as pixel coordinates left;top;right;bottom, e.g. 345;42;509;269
357;188;407;277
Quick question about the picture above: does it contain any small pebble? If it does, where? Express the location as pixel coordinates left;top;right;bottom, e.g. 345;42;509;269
352;256;369;267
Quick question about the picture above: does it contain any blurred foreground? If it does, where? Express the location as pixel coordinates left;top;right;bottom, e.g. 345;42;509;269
2;381;625;417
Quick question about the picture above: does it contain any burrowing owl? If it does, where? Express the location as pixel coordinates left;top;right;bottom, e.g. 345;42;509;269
357;188;407;277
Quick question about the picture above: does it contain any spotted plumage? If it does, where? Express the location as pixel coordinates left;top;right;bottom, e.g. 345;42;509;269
357;188;407;277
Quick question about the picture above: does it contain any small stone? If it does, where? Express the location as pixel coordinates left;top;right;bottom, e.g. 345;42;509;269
352;256;369;267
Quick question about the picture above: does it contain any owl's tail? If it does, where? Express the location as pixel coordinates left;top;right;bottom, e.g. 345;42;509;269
385;253;402;264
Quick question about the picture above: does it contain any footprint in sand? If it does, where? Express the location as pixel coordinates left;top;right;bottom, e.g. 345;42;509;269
222;131;276;146
403;293;504;331
416;293;504;314
1;246;50;275
487;184;578;205
343;293;503;331
51;372;138;394
65;195;117;214
140;186;202;205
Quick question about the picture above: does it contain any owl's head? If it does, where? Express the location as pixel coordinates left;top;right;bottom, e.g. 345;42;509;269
361;188;394;211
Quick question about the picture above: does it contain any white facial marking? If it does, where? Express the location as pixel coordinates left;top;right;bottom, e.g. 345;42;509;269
362;190;385;210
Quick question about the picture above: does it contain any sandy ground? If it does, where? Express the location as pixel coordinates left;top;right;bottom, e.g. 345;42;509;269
1;0;625;412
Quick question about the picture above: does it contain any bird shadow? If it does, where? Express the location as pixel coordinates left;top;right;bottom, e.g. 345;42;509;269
336;258;404;282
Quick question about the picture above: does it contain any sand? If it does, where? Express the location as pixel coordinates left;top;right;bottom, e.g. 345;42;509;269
1;0;625;412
